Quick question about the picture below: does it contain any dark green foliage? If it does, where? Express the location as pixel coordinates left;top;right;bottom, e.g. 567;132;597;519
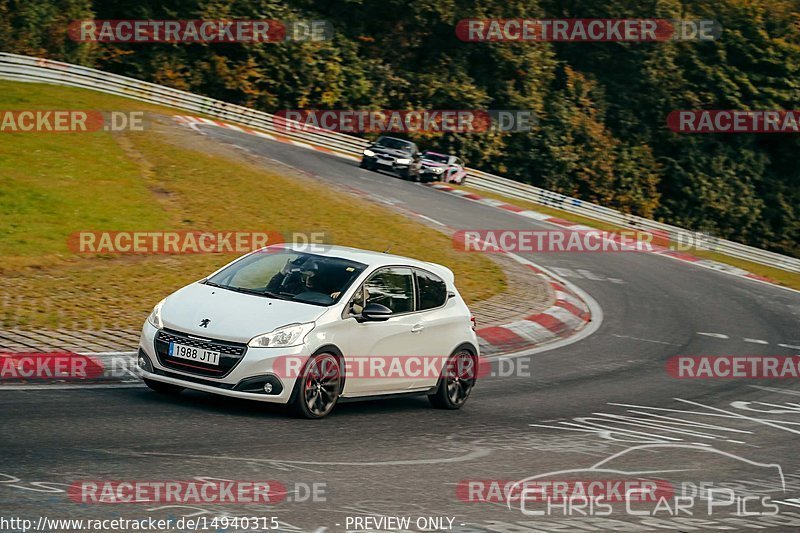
2;0;797;255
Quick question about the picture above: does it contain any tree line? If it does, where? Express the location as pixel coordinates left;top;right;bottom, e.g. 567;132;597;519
2;0;797;256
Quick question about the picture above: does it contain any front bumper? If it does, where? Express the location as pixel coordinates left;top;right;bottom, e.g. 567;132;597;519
362;155;412;173
420;168;444;181
138;321;305;404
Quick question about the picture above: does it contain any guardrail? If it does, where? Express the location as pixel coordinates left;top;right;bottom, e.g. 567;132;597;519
1;52;797;274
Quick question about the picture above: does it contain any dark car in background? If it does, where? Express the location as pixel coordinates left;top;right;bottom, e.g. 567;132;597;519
360;136;422;181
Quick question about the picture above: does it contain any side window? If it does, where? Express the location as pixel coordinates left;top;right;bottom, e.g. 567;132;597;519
364;268;415;314
416;270;447;310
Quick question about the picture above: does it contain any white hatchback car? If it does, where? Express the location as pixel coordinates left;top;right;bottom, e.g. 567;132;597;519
137;245;480;418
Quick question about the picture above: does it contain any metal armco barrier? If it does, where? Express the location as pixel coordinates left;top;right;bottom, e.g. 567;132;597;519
1;52;797;274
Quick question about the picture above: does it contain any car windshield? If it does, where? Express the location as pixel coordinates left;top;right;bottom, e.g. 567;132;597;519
204;250;367;306
422;152;449;164
374;137;414;151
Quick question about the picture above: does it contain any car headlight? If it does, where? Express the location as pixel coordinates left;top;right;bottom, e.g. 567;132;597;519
363;149;375;157
147;299;165;329
433;167;444;173
248;322;315;348
396;158;411;165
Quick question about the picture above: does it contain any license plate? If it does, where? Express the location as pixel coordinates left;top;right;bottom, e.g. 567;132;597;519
169;342;221;366
377;160;393;166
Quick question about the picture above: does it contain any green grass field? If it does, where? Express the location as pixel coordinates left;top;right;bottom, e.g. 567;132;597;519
0;81;505;329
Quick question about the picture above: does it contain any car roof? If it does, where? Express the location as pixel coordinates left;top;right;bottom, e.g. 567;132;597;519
264;244;455;282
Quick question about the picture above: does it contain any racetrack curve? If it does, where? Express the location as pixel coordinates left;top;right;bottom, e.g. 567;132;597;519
2;125;800;532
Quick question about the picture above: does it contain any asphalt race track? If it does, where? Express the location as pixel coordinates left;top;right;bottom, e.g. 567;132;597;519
2;125;800;532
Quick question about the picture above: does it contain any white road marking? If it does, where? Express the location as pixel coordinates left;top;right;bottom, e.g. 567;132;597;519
775;499;800;509
479;198;505;207
369;194;397;206
414;214;446;227
611;334;678;346
550;267;578;278
518;210;551;221
743;338;769;345
778;343;800;350
676;398;800;436
576;269;603;281
697;332;729;339
547;267;623;283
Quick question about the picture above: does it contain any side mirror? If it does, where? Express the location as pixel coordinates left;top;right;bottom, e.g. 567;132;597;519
361;303;393;322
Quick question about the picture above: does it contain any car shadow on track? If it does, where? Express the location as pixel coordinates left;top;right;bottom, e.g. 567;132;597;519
125;387;453;419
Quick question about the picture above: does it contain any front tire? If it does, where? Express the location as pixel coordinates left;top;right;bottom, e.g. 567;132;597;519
143;378;184;395
428;350;477;409
290;353;341;419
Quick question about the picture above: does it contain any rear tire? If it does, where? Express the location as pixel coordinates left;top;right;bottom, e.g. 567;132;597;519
428;350;477;409
290;353;341;419
143;378;184;395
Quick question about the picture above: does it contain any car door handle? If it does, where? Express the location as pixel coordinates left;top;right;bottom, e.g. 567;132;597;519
410;324;424;333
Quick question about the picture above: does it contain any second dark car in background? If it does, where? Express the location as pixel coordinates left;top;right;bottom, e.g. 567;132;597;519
360;136;422;180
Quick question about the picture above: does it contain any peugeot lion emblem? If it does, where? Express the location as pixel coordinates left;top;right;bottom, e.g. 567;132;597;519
199;318;211;328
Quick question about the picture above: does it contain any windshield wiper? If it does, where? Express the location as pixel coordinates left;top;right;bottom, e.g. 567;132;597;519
227;286;269;296
204;281;293;300
263;290;293;301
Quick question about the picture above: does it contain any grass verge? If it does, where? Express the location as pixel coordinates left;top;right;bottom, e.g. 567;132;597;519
0;81;505;329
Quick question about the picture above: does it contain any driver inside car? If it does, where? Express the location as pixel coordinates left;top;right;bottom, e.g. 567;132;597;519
266;257;312;294
284;261;319;295
268;257;346;300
